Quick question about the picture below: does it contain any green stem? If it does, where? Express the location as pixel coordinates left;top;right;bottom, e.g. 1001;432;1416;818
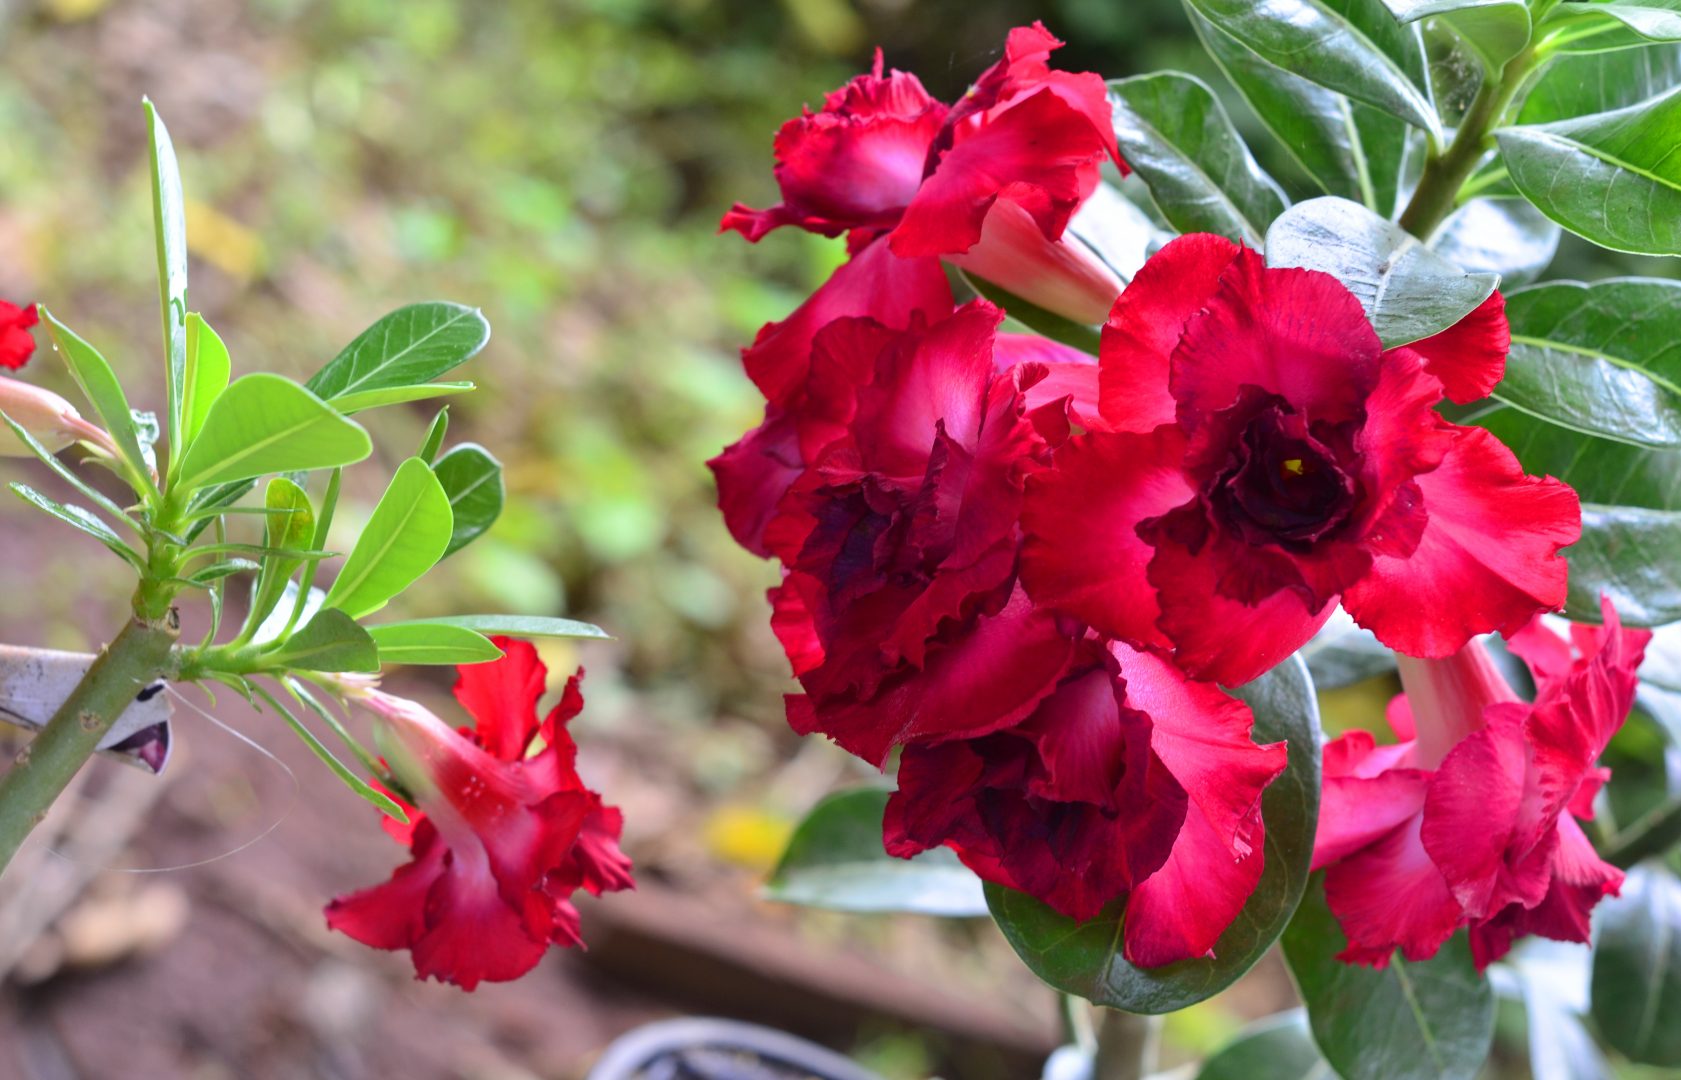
1397;46;1542;239
0;613;179;878
1092;1009;1160;1080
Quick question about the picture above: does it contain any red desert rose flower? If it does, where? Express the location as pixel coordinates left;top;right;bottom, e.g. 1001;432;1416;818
886;637;1285;965
722;23;1126;324
1021;234;1581;686
1;300;39;371
1311;598;1647;969
325;640;633;989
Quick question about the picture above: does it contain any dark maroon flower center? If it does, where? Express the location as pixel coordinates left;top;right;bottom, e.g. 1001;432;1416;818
1214;404;1357;549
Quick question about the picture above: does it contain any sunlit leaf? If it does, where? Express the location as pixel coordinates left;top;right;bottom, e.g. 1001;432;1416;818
323;457;452;619
176;374;371;490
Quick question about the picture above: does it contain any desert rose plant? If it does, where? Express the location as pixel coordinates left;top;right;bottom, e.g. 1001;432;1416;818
716;6;1681;1079
0;102;630;989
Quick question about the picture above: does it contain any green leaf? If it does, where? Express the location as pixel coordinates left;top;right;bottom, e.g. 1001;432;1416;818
1493;279;1681;448
1520;42;1681;121
371;614;610;641
306;302;490;403
1475;393;1681;625
766;788;987;917
8;483;143;569
1539;0;1681;53
1384;0;1531;70
1106;72;1289;245
250;683;406;822
1496;85;1681;256
188;558;259;584
37;308;151;489
1189;4;1416;214
244;477;316;635
1300;610;1397;689
432;443;503;558
1428;198;1560;287
418;407;449;463
367;622;505;666
1196;1011;1326;1080
179;313;230;452
0;411;141;530
1183;0;1441;140
1265;196;1498;347
1066;182;1175;287
1591;865;1681;1066
266;607;380;673
1507;944;1610;1080
175;374;371;490
145;100;189;466
1282;874;1495;1080
323;457;453;619
328;381;475;415
959;271;1100;356
985;656;1321;1013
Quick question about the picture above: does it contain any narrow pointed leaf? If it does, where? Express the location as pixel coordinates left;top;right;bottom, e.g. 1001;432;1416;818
1281;874;1495;1080
9;483;143;568
367;622;504;666
1538;0;1681;53
251;684;405;822
328;381;474;415
1265;196;1498;347
306;302;489;402
323;457;452;619
1107;72;1289;245
418;407;449;464
0;412;140;529
767;788;987;917
37;308;151;487
432;442;503;558
266;608;380;673
145;99;189;463
372;614;609;641
180;313;230;451
176;374;371;490
985;657;1321;1013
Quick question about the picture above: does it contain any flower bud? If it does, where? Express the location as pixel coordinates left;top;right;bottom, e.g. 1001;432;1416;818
947;200;1124;326
0;375;120;460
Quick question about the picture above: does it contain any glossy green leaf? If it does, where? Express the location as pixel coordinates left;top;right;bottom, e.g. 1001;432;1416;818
1184;0;1441;140
1521;42;1681;121
1539;0;1681;53
1591;865;1681;1066
37;308;151;488
306;302;489;403
1066;182;1174;287
1493;279;1681;448
960;271;1101;356
1496;86;1681;256
1282;874;1495;1080
328;381;474;415
1191;6;1415;214
766;788;986;917
1428;198;1560;287
179;313;230;452
1384;0;1531;70
8;483;143;568
1106;72;1288;245
1475;379;1681;625
367;622;504;666
250;683;405;822
1196;1012;1326;1080
266;607;380;673
175;374;372;490
1265;197;1498;347
1300;610;1396;689
986;656;1321;1013
371;613;610;641
432;443;503;558
145;100;190;463
323;457;453;619
418;407;450;463
1507;944;1610;1080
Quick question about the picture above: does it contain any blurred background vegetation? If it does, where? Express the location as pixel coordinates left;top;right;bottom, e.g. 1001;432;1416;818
0;1;1675;1076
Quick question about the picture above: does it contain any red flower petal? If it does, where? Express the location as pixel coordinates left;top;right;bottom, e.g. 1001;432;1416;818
720;52;948;242
1341;423;1580;658
741;238;951;409
0;300;39;371
1391;291;1509;405
945;200;1124;325
1313;766;1430;869
452;637;549;761
1098;233;1239;433
1020;427;1193;651
1324;815;1465;965
709;407;804;558
1467;815;1622;968
1169;248;1382;428
1124;799;1266;966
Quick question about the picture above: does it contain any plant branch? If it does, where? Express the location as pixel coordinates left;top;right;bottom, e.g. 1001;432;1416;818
1397;46;1542;239
0;613;179;878
1093;1008;1161;1080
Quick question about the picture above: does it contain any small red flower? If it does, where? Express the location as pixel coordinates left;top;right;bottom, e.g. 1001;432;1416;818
722;24;1126;325
886;638;1285;965
1021;235;1581;686
1311;599;1647;969
325;640;633;989
0;300;39;371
